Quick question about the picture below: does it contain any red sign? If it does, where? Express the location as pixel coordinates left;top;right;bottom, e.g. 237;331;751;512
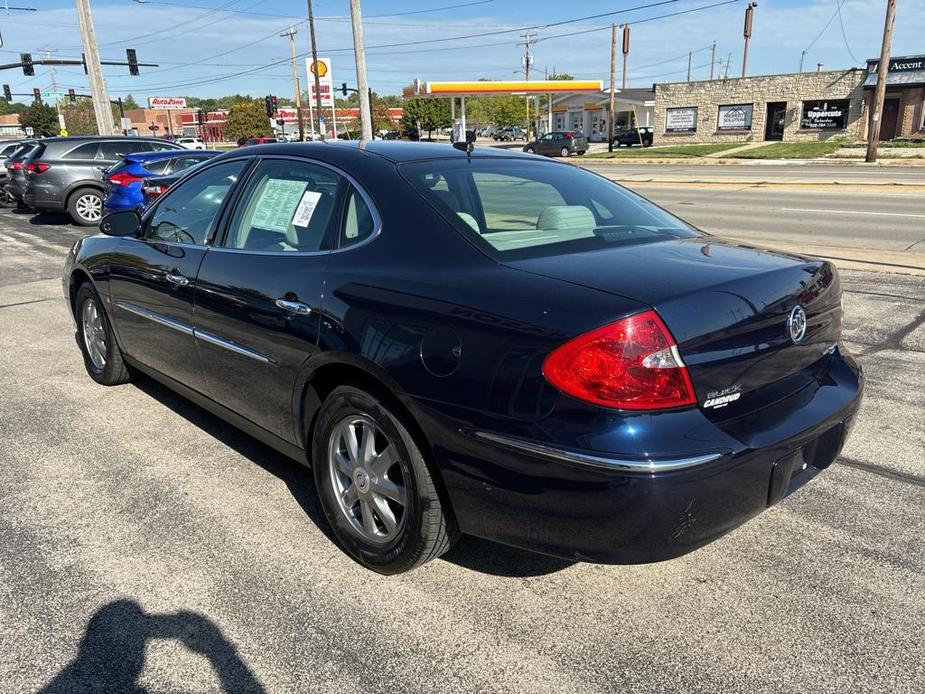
148;97;187;109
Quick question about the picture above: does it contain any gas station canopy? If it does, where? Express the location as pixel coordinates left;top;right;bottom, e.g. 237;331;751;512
403;79;603;98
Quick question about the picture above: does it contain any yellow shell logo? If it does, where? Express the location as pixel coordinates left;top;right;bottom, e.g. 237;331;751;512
311;61;328;78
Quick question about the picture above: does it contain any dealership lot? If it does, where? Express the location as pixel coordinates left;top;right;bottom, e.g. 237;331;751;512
1;195;923;693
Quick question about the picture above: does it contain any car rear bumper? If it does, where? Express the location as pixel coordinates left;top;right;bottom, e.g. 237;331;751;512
24;182;66;211
423;346;863;563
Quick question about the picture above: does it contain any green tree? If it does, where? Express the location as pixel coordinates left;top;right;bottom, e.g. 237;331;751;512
60;101;99;135
223;99;272;142
0;100;28;116
121;94;140;110
20;102;58;136
548;72;574;80
401;98;450;139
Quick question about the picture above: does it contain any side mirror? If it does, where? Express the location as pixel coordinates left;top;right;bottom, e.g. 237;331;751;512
100;210;141;237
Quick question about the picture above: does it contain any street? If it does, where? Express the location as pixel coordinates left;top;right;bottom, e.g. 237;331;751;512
1;183;924;692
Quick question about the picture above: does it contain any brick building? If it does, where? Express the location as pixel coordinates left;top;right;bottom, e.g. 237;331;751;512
654;69;867;144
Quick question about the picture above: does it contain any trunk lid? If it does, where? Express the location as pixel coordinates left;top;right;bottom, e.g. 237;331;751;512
506;237;843;417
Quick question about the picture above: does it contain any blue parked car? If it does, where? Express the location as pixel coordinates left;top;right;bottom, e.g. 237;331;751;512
103;150;217;215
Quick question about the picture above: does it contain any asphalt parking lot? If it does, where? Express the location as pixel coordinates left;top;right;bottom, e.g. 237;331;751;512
1;203;923;693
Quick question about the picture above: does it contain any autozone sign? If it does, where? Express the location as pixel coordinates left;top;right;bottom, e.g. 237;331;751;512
148;97;187;109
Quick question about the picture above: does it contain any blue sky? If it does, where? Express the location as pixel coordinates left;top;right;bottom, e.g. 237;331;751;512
2;0;922;101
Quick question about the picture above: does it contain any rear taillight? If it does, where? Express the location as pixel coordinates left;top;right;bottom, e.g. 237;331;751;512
25;162;50;174
543;310;696;410
109;171;144;186
10;161;22;171
144;184;168;199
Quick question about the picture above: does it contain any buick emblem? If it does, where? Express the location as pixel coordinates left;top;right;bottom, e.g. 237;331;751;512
788;305;807;344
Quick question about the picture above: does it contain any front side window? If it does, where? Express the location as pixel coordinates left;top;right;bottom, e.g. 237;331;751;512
223;159;340;253
401;159;697;259
145;160;246;245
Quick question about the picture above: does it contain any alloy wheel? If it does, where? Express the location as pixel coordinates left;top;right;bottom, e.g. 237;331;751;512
75;194;102;223
560;147;570;157
328;415;408;544
81;297;107;370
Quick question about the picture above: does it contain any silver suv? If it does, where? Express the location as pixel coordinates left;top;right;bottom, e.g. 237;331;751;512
22;136;182;225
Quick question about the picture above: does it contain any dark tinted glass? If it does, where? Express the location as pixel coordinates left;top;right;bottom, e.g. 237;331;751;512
145;160;246;245
401;159;698;260
63;142;100;160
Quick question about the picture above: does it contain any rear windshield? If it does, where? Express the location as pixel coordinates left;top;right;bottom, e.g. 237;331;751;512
400;158;698;260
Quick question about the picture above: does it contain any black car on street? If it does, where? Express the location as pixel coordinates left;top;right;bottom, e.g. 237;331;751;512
63;142;863;574
523;131;589;157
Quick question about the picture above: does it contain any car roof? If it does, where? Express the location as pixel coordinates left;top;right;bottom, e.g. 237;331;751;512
125;149;213;163
207;140;545;168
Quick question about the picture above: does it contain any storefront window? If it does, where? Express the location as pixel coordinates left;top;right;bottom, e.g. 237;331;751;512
800;100;849;129
570;111;584;132
590;111;604;138
666;107;697;133
717;103;753;130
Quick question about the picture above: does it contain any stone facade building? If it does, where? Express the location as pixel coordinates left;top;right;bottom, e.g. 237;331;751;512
654;69;867;144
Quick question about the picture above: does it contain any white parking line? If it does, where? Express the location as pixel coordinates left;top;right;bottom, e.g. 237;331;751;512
781;207;925;219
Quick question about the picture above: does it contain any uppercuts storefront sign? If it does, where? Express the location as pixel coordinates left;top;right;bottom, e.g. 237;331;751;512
665;106;697;133
801;100;849;129
717;103;753;130
148;97;187;109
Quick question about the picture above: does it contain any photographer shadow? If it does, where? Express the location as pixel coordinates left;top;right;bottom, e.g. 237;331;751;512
41;599;264;693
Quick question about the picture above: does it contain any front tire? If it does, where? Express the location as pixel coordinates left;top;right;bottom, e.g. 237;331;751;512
560;147;570;157
312;385;457;574
525;147;535;154
68;187;103;226
75;282;132;386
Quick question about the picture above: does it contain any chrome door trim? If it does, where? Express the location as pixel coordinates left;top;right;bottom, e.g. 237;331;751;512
471;431;724;473
114;300;194;336
193;329;273;364
114;300;272;365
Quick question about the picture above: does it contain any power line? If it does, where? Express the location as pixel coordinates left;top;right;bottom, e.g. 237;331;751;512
834;0;860;64
103;0;739;94
802;0;847;56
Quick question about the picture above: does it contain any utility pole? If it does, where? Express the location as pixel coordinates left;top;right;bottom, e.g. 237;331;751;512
608;23;616;152
865;0;896;162
43;49;61;118
520;32;535;139
307;0;324;139
742;2;757;78
724;53;731;78
281;25;305;142
349;0;372;141
75;0;115;135
687;51;692;82
621;25;630;90
710;41;716;79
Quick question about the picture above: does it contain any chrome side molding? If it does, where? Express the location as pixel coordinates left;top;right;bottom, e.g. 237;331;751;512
472;430;724;473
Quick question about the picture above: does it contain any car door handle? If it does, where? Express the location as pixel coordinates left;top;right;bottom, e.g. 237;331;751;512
165;272;189;287
275;298;312;316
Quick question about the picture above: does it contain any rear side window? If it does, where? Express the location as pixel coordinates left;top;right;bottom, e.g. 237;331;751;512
64;142;100;160
341;186;375;247
143;159;171;175
169;156;208;174
401;159;697;259
145;160;246;245
223;159;340;253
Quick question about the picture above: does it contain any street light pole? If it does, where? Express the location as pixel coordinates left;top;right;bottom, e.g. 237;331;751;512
608;23;616;152
75;0;115;135
349;0;372;141
866;0;897;163
742;2;757;78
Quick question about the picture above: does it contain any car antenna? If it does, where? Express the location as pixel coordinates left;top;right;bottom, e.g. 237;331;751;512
452;140;473;160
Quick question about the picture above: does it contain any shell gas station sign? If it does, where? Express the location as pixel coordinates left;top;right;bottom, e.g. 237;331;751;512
306;58;334;107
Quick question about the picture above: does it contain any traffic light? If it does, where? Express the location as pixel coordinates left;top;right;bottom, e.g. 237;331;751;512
32;88;40;104
264;95;272;118
68;88;76;104
126;48;139;76
270;95;278;112
2;84;10;102
340;82;348;96
197;109;205;125
21;53;34;77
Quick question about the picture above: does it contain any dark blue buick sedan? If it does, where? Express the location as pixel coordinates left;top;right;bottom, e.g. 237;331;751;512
63;142;863;573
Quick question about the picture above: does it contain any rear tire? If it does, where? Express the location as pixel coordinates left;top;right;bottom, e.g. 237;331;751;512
525;147;535;154
75;282;132;386
68;187;103;226
560;147;570;157
312;385;458;574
